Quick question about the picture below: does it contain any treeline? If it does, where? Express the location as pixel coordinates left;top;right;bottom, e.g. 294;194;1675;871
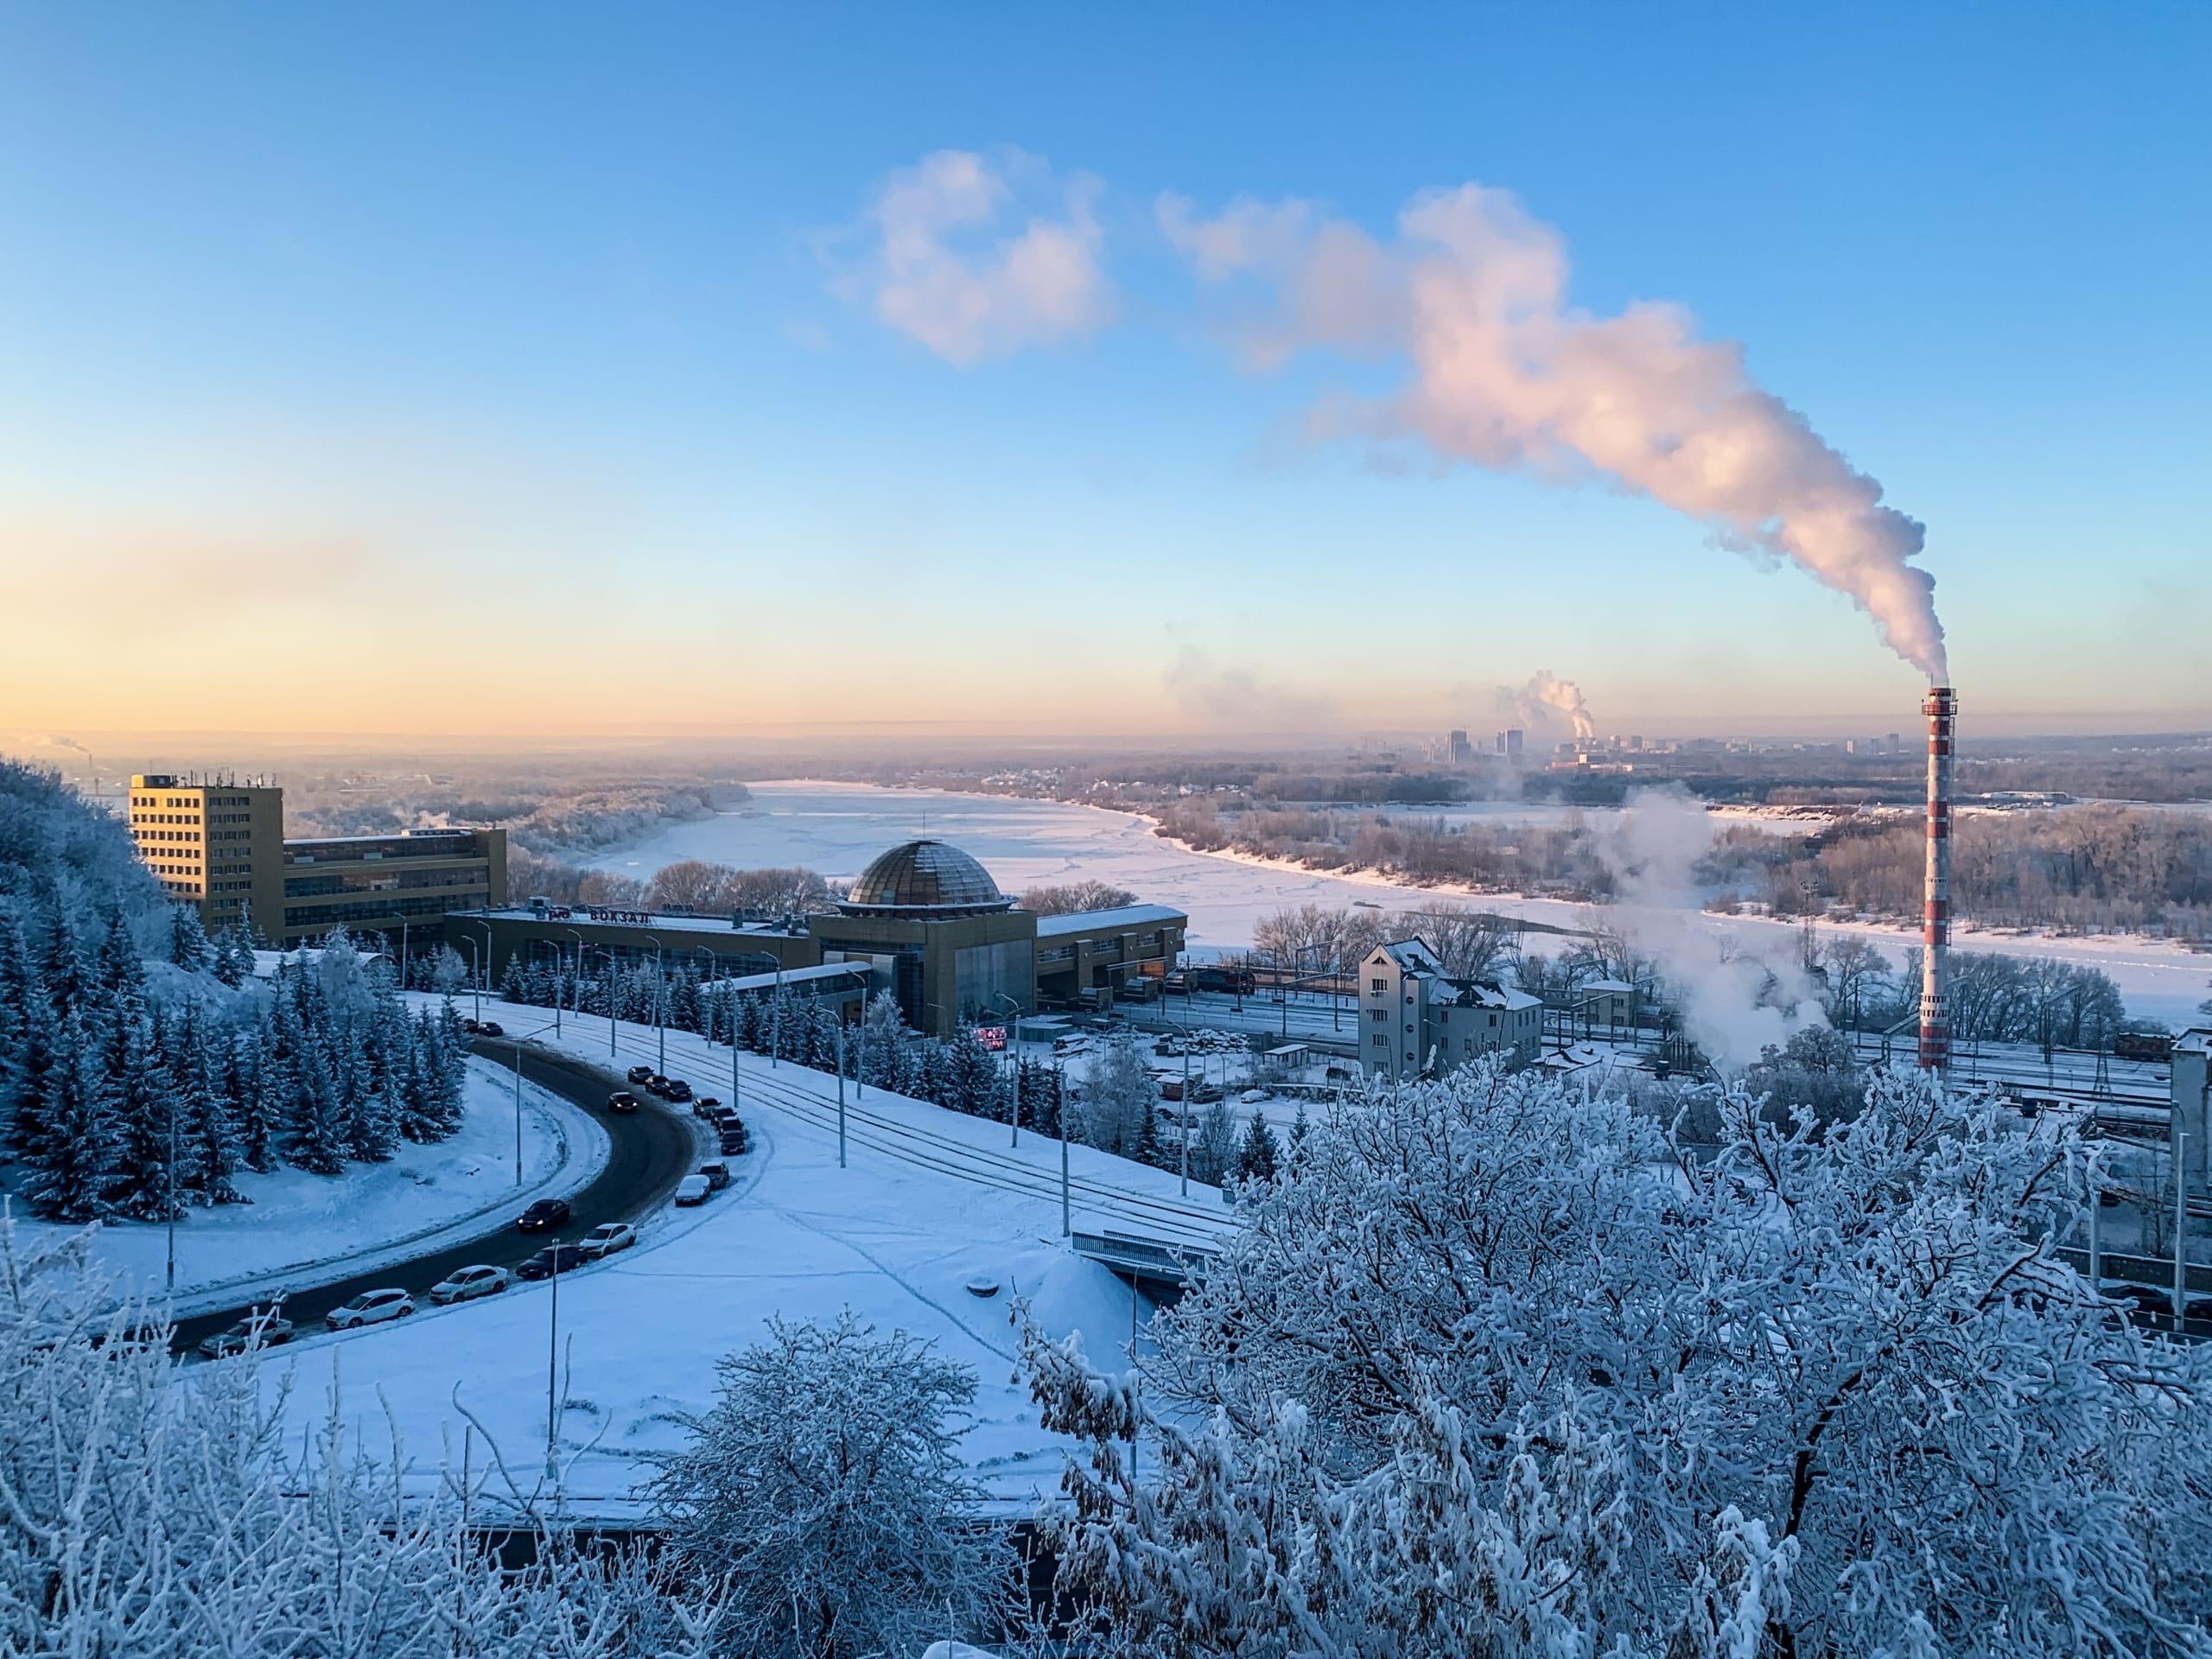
503;850;837;915
1154;799;1613;898
287;775;746;854
1707;804;2212;941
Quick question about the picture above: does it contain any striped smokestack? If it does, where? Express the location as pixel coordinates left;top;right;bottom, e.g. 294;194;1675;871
1918;685;1957;1070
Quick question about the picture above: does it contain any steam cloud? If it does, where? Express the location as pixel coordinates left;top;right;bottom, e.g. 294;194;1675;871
1504;671;1594;741
1160;184;1947;680
1594;789;1825;1068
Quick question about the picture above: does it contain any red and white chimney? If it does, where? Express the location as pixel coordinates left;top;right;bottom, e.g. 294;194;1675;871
1918;685;1957;1070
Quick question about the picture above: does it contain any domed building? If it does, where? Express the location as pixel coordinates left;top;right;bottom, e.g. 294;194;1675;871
454;835;1186;1042
838;838;1015;918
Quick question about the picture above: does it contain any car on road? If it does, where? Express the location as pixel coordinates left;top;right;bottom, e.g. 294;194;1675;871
664;1078;692;1103
626;1065;655;1084
197;1312;295;1358
517;1198;571;1233
696;1160;732;1191
326;1289;415;1331
479;1021;504;1038
606;1090;640;1114
517;1243;587;1281
691;1095;721;1118
427;1265;512;1305
673;1175;711;1206
579;1222;639;1259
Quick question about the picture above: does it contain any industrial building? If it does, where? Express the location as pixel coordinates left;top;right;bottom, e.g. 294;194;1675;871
448;837;1186;1041
1359;938;1541;1079
128;774;506;951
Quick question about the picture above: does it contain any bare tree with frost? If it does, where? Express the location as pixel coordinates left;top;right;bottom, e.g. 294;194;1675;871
0;1221;723;1656
1026;1063;2212;1656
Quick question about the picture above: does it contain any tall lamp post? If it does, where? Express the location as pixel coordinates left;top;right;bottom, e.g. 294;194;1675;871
466;917;495;1014
461;939;484;1024
509;1017;563;1186
531;939;562;1038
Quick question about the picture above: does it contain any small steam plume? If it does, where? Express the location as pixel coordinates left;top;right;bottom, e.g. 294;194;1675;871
1161;184;1947;680
1595;788;1825;1069
36;734;93;763
1504;671;1594;741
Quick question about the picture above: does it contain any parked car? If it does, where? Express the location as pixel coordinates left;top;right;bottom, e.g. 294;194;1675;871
197;1312;294;1358
626;1065;654;1084
718;1129;749;1156
427;1265;512;1306
696;1160;733;1191
516;1244;586;1281
664;1078;693;1103
461;1017;482;1033
2185;1297;2212;1325
479;1021;504;1039
691;1095;722;1119
645;1074;672;1098
579;1222;639;1260
326;1288;414;1331
517;1198;571;1233
606;1090;640;1114
673;1175;712;1206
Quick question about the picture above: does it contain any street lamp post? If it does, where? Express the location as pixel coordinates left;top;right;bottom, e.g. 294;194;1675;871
546;1238;561;1483
461;939;483;1024
467;918;495;1015
1056;1058;1071;1238
988;993;1022;1149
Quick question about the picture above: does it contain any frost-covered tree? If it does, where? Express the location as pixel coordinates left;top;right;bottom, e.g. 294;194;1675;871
0;1221;726;1656
166;902;212;972
105;1001;181;1221
1080;1036;1157;1160
1029;1064;2212;1657
648;1311;1020;1659
24;1011;117;1222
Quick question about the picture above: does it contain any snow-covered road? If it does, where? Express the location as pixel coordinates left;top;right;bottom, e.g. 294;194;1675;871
249;1005;1224;1516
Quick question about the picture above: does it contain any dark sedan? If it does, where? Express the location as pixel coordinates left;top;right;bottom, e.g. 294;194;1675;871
516;1198;572;1233
516;1243;587;1281
606;1090;640;1115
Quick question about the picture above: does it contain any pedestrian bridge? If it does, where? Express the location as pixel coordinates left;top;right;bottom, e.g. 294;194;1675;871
1071;1229;1217;1287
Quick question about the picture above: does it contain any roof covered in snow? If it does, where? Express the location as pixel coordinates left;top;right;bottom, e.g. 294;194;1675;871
1034;903;1185;937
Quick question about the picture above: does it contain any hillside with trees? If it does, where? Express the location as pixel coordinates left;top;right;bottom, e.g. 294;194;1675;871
0;763;469;1224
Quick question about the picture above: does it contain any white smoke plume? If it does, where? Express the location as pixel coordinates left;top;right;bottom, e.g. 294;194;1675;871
1160;185;1947;680
1594;788;1825;1069
1503;671;1594;741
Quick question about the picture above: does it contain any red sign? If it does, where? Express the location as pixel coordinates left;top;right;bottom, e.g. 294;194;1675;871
976;1025;1007;1052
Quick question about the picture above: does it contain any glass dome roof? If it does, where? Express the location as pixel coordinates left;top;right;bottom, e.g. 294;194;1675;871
839;839;1013;916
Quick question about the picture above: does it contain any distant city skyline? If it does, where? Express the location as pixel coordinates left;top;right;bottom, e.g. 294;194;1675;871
3;5;2207;738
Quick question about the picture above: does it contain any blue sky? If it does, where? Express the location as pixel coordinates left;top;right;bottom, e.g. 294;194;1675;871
2;3;2205;737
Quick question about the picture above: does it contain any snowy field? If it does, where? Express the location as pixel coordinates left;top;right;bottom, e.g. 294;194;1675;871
29;1061;604;1316
587;780;2212;1029
245;1005;1226;1516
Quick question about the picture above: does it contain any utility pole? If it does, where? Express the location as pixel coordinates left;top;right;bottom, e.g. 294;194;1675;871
546;1245;562;1484
836;1020;848;1169
165;1093;178;1294
1180;1046;1191;1198
2088;1152;2102;1294
2176;1128;2190;1324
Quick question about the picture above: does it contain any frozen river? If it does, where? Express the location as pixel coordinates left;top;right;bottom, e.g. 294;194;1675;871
587;781;2210;1029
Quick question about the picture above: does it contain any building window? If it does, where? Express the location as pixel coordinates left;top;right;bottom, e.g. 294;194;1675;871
1370;977;1385;992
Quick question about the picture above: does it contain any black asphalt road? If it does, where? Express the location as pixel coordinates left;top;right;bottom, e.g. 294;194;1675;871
170;1042;702;1357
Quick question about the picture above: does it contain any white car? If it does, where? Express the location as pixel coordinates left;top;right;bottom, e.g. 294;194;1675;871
577;1222;638;1260
426;1265;512;1306
325;1288;415;1330
672;1175;711;1207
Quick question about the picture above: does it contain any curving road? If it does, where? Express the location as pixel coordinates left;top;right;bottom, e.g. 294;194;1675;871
169;1044;702;1357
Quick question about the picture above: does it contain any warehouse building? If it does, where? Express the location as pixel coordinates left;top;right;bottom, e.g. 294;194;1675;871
448;837;1186;1040
1360;937;1541;1080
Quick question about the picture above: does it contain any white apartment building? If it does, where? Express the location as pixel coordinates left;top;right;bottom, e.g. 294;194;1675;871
1359;938;1542;1080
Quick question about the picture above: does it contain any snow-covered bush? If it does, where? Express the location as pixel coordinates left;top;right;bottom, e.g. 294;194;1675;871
0;1221;721;1656
1027;1063;2212;1656
647;1310;1024;1659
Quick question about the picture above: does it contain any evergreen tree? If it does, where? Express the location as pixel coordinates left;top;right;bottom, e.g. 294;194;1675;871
179;1006;243;1204
97;903;149;1008
1235;1112;1281;1185
41;907;87;1020
0;920;37;1141
1287;1101;1312;1171
26;1011;118;1221
283;999;347;1176
106;999;182;1221
228;1028;276;1173
208;924;251;987
8;979;62;1164
499;955;529;1003
167;904;213;973
941;1033;999;1118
